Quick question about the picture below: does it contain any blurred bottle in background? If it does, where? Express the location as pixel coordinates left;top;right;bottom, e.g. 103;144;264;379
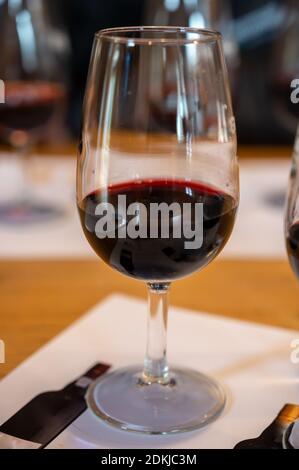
0;0;70;223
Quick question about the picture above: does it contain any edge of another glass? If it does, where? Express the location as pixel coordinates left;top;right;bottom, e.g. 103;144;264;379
95;26;221;45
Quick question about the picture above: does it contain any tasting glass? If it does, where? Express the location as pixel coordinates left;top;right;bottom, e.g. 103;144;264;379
0;0;68;223
77;27;239;434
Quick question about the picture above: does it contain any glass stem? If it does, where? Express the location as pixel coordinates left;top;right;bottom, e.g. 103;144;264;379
143;282;170;384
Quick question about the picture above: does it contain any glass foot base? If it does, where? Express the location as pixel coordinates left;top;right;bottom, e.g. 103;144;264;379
86;366;226;435
0;201;62;224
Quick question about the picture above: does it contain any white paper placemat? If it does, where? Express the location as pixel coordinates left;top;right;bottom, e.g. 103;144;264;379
0;154;291;259
0;295;298;449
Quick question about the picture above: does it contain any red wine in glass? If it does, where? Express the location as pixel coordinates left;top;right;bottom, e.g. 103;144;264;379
78;179;237;281
0;80;65;134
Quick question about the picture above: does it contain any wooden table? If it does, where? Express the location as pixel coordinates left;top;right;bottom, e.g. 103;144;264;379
0;144;297;380
1;258;299;380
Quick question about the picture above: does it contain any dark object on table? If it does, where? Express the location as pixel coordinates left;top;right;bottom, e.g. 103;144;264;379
263;189;286;209
234;404;299;449
0;362;111;449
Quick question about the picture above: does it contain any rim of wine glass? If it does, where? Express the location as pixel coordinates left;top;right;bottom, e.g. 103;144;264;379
96;26;221;45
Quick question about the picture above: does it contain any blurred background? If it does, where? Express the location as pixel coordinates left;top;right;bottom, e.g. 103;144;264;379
0;0;298;148
54;0;299;145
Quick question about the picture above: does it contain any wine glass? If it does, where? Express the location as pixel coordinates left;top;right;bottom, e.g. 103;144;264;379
77;26;239;434
0;0;69;223
285;124;299;277
143;0;239;98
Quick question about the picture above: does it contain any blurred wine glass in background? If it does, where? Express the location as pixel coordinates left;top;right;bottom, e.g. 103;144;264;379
0;0;70;223
143;1;239;133
144;0;239;95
